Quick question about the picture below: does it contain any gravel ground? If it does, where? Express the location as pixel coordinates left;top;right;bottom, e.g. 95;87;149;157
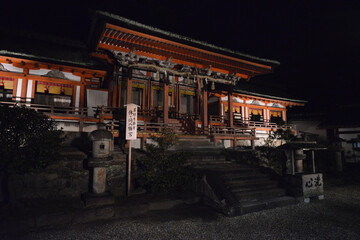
5;183;360;240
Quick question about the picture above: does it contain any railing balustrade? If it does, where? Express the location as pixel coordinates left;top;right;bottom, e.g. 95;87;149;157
0;101;295;135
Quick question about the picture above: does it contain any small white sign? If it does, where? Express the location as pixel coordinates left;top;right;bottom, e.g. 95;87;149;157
125;104;138;140
302;173;324;198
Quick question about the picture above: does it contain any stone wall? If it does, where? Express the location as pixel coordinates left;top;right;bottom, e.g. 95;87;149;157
1;147;127;204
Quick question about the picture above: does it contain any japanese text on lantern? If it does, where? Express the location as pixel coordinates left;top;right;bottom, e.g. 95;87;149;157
125;104;138;140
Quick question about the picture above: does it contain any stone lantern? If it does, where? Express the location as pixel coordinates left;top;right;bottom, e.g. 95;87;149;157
90;125;113;159
83;125;114;207
279;140;327;203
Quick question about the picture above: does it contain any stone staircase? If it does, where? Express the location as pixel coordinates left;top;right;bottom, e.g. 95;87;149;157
189;150;298;216
170;135;223;151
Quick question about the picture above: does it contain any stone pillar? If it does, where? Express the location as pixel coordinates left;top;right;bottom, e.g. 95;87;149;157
93;167;107;194
335;151;343;172
295;149;306;173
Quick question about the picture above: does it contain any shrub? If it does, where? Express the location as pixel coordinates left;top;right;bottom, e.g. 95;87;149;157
0;105;64;174
136;129;194;193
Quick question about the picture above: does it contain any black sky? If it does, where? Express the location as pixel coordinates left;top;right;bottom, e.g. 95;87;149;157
2;0;360;108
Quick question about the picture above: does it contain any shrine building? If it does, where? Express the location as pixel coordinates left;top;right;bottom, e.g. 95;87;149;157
0;11;305;149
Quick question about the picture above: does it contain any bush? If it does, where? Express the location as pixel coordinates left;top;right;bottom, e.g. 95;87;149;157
0;106;64;174
257;146;286;175
136;129;194;193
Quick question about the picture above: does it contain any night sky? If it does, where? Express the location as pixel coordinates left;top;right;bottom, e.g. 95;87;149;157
2;0;360;109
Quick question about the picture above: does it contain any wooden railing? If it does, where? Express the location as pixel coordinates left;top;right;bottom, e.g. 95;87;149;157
209;114;295;131
0;101;117;120
1;101;295;135
137;122;182;134
209;125;256;138
209;115;225;123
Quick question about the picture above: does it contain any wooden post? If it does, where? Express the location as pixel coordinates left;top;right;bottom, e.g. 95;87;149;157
80;77;85;108
291;150;295;175
126;77;132;104
251;139;255;150
147;77;151;110
21;69;29;102
125;103;138;196
118;84;122;107
176;78;179;114
202;88;208;133
312;150;316;173
228;91;233;127
163;82;169;123
127;140;132;196
112;86;117;107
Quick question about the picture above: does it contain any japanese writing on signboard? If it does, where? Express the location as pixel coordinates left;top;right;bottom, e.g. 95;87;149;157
301;173;324;198
125;104;138;140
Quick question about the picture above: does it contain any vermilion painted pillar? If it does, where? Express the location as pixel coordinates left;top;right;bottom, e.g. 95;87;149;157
163;82;169;123
126;77;132;104
228;91;233;127
21;69;29;102
80;77;85;108
202;88;208;133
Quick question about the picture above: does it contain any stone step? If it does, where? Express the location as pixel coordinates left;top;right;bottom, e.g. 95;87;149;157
188;155;226;161
221;172;266;181
241;196;297;215
190;161;231;167
230;182;280;193
235;188;287;203
207;165;260;173
225;178;278;188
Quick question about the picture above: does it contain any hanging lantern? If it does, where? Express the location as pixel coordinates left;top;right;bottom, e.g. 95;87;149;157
155;71;160;81
211;81;215;90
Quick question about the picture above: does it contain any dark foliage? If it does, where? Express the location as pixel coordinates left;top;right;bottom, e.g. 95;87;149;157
0;106;64;174
136;129;194;193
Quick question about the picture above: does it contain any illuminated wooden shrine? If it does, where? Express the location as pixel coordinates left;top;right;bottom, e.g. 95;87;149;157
0;11;305;148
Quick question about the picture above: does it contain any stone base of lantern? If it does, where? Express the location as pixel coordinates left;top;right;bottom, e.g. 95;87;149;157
82;192;115;207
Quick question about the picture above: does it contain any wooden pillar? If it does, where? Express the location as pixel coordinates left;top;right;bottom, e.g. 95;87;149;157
196;91;200;115
312;150;316;173
202;88;208;133
241;106;245;122
126;77;132;104
282;110;287;122
163;82;169;123
112;86;117;107
228;91;233;127
125;72;134;149
80;77;85;108
118;83;122;107
21;68;29;102
72;85;77;107
147;76;151;110
176;84;180;114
